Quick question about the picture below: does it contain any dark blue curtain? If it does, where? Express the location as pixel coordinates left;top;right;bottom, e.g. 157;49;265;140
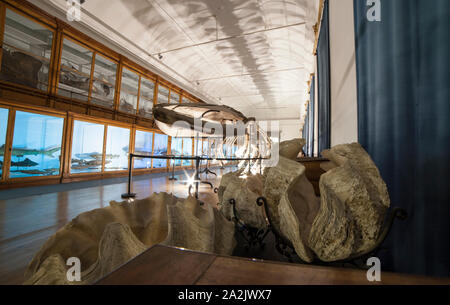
308;76;315;157
317;0;331;155
303;109;309;154
354;0;450;277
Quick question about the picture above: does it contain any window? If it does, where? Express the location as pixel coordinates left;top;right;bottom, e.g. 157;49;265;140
0;108;9;177
153;133;168;168
119;68;139;114
71;120;105;174
170;91;180;104
58;38;93;101
0;9;53;91
171;137;182;166
134;130;153;169
182;138;192;166
91;54;117;108
10;111;64;178
138;78;154;118
157;85;169;104
104;126;130;171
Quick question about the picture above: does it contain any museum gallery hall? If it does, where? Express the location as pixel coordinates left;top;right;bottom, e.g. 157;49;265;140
0;0;448;286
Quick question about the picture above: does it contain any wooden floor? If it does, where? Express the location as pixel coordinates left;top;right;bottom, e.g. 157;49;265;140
0;167;234;285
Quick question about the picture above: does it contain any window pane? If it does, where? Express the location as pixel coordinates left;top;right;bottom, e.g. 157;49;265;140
157;86;169;104
171;137;182;166
119;68;139;114
134;130;153;169
91;54;117;108
59;38;93;101
105;126;130;171
10;111;63;178
0;108;9;177
182;138;192;166
169;91;180;104
71;120;104;174
153;133;168;168
138;78;154;118
0;9;53;91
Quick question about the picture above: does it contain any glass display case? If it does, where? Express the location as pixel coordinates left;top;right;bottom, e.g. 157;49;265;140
0;9;53;91
138;78;154;118
119;68;139;114
91;54;117;108
58;38;93;101
134;130;153;169
171;137;182;166
153;133;168;168
182;138;192;166
157;85;170;104
71;120;105;174
0;108;9;177
169;91;180;104
10;111;64;178
104;126;130;171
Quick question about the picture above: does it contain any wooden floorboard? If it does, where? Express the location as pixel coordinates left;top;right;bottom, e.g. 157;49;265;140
0;167;232;285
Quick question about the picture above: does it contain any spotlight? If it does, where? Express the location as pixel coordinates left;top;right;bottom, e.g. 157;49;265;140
158;53;163;60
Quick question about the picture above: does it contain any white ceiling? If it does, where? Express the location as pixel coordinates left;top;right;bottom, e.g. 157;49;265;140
32;0;319;121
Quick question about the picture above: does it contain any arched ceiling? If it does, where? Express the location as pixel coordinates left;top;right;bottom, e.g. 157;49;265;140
33;0;320;121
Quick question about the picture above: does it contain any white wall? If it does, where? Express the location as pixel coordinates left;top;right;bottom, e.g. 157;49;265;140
278;119;302;142
328;0;358;146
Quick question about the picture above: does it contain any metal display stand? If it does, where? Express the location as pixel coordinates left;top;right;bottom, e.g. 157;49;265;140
168;157;178;181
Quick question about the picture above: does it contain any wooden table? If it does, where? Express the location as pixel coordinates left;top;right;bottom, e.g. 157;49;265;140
95;245;450;285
